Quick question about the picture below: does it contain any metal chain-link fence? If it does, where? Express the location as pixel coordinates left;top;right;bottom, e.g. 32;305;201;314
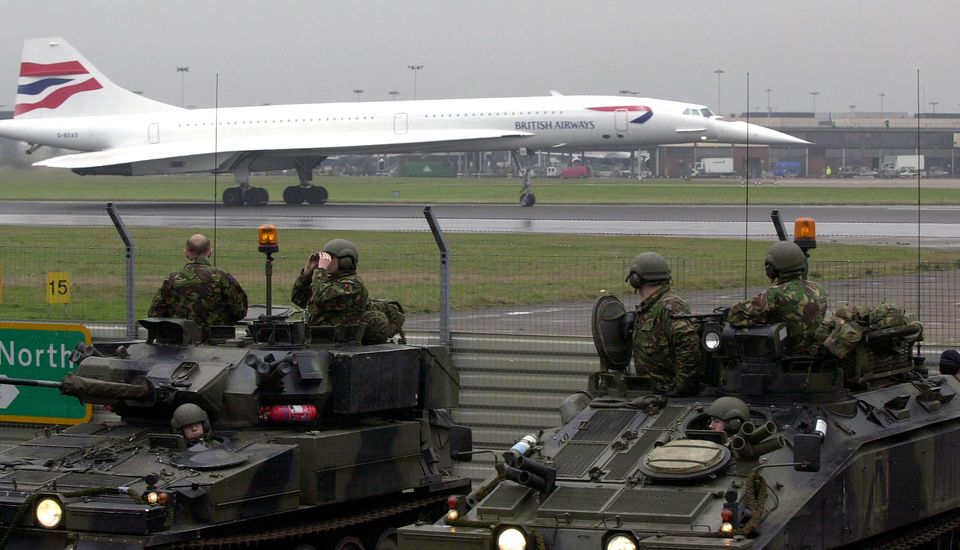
0;228;957;347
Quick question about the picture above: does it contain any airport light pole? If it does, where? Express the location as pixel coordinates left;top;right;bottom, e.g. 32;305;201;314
353;89;364;102
849;104;856;113
879;92;886;114
176;66;189;108
765;88;773;116
930;101;938;114
407;65;423;100
389;90;400;100
713;68;724;114
809;91;820;115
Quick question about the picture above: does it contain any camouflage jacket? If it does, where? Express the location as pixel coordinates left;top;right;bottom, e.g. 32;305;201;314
147;259;248;330
632;285;701;392
291;268;371;326
727;275;828;354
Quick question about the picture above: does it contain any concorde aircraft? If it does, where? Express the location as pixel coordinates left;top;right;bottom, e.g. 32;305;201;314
0;37;809;207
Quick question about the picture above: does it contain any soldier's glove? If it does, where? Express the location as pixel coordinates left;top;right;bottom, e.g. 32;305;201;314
621;312;636;341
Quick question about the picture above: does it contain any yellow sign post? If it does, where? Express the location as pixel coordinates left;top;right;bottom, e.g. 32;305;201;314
45;272;71;305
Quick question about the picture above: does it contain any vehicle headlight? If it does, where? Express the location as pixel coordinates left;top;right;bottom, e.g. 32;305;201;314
703;330;721;350
496;527;527;550
606;534;638;550
35;497;63;529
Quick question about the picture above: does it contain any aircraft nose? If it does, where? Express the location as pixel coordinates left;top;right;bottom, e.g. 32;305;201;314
713;120;811;145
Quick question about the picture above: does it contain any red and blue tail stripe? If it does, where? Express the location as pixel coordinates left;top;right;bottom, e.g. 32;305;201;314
19;61;88;77
17;78;73;95
15;61;101;116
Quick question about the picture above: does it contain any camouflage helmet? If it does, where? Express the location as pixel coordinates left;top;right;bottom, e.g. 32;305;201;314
705;396;749;423
170;403;211;433
322;239;359;266
764;241;807;279
626;252;671;289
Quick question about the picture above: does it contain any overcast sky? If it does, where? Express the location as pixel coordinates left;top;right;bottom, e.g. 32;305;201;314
2;1;955;115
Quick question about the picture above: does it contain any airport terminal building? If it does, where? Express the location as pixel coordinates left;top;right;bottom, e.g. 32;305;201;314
658;111;960;178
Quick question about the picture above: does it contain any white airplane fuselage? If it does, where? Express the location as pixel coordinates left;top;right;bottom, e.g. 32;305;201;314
0;36;810;204
0;95;801;174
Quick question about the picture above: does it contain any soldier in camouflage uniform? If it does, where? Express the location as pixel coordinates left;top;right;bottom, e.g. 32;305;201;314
626;252;701;396
728;241;828;355
291;239;391;344
148;234;248;334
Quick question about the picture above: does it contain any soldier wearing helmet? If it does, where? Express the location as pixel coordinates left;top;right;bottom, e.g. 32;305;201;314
626;252;701;396
291;238;391;344
728;241;828;355
171;403;212;445
705;396;749;434
147;234;248;336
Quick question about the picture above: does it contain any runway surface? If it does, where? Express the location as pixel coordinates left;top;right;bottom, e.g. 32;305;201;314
0;201;957;246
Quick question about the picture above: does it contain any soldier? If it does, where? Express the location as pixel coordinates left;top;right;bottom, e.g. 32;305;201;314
147;234;248;334
291;238;390;344
728;241;828;355
705;396;748;434
170;403;211;445
626;252;701;396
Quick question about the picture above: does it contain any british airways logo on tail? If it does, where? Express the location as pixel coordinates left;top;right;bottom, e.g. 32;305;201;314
14;61;102;116
587;105;654;124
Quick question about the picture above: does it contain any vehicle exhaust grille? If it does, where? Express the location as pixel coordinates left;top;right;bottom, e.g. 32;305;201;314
537;486;619;520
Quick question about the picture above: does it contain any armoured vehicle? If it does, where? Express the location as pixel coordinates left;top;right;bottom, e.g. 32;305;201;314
0;227;471;549
399;216;960;549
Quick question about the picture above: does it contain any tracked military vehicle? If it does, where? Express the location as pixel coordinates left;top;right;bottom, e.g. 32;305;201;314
399;215;960;549
0;227;471;549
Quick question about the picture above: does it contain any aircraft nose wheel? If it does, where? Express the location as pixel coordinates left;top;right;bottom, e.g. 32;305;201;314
520;192;536;207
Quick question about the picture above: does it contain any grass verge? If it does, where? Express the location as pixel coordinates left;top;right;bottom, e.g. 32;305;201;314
1;227;957;322
1;168;958;204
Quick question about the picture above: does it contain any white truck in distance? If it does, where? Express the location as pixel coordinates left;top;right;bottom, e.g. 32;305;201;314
881;155;925;177
691;157;736;177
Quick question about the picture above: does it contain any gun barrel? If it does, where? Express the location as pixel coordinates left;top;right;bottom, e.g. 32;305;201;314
0;377;63;390
60;374;150;401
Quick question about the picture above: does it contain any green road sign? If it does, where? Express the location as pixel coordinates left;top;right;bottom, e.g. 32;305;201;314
0;322;92;424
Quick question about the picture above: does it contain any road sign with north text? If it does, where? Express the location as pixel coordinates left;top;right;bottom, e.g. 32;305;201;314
0;322;92;423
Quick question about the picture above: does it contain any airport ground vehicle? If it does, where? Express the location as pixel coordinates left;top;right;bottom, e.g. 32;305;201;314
559;165;591;179
881;155;925;177
399;217;960;550
691;157;736;177
771;160;801;177
0;229;471;549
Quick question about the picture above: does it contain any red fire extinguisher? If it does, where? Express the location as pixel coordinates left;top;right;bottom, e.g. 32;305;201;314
259;404;318;422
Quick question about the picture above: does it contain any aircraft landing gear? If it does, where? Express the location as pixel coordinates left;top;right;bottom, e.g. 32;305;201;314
283;156;329;205
222;186;268;206
225;162;269;206
282;184;328;205
511;149;537;207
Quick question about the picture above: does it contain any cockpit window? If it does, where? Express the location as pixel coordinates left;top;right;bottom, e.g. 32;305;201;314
683;108;692;115
701;108;714;117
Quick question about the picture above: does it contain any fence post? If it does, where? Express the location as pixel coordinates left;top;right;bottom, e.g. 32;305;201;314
423;206;450;346
106;203;137;339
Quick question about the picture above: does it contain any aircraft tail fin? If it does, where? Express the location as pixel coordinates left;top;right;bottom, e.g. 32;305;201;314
14;37;179;119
